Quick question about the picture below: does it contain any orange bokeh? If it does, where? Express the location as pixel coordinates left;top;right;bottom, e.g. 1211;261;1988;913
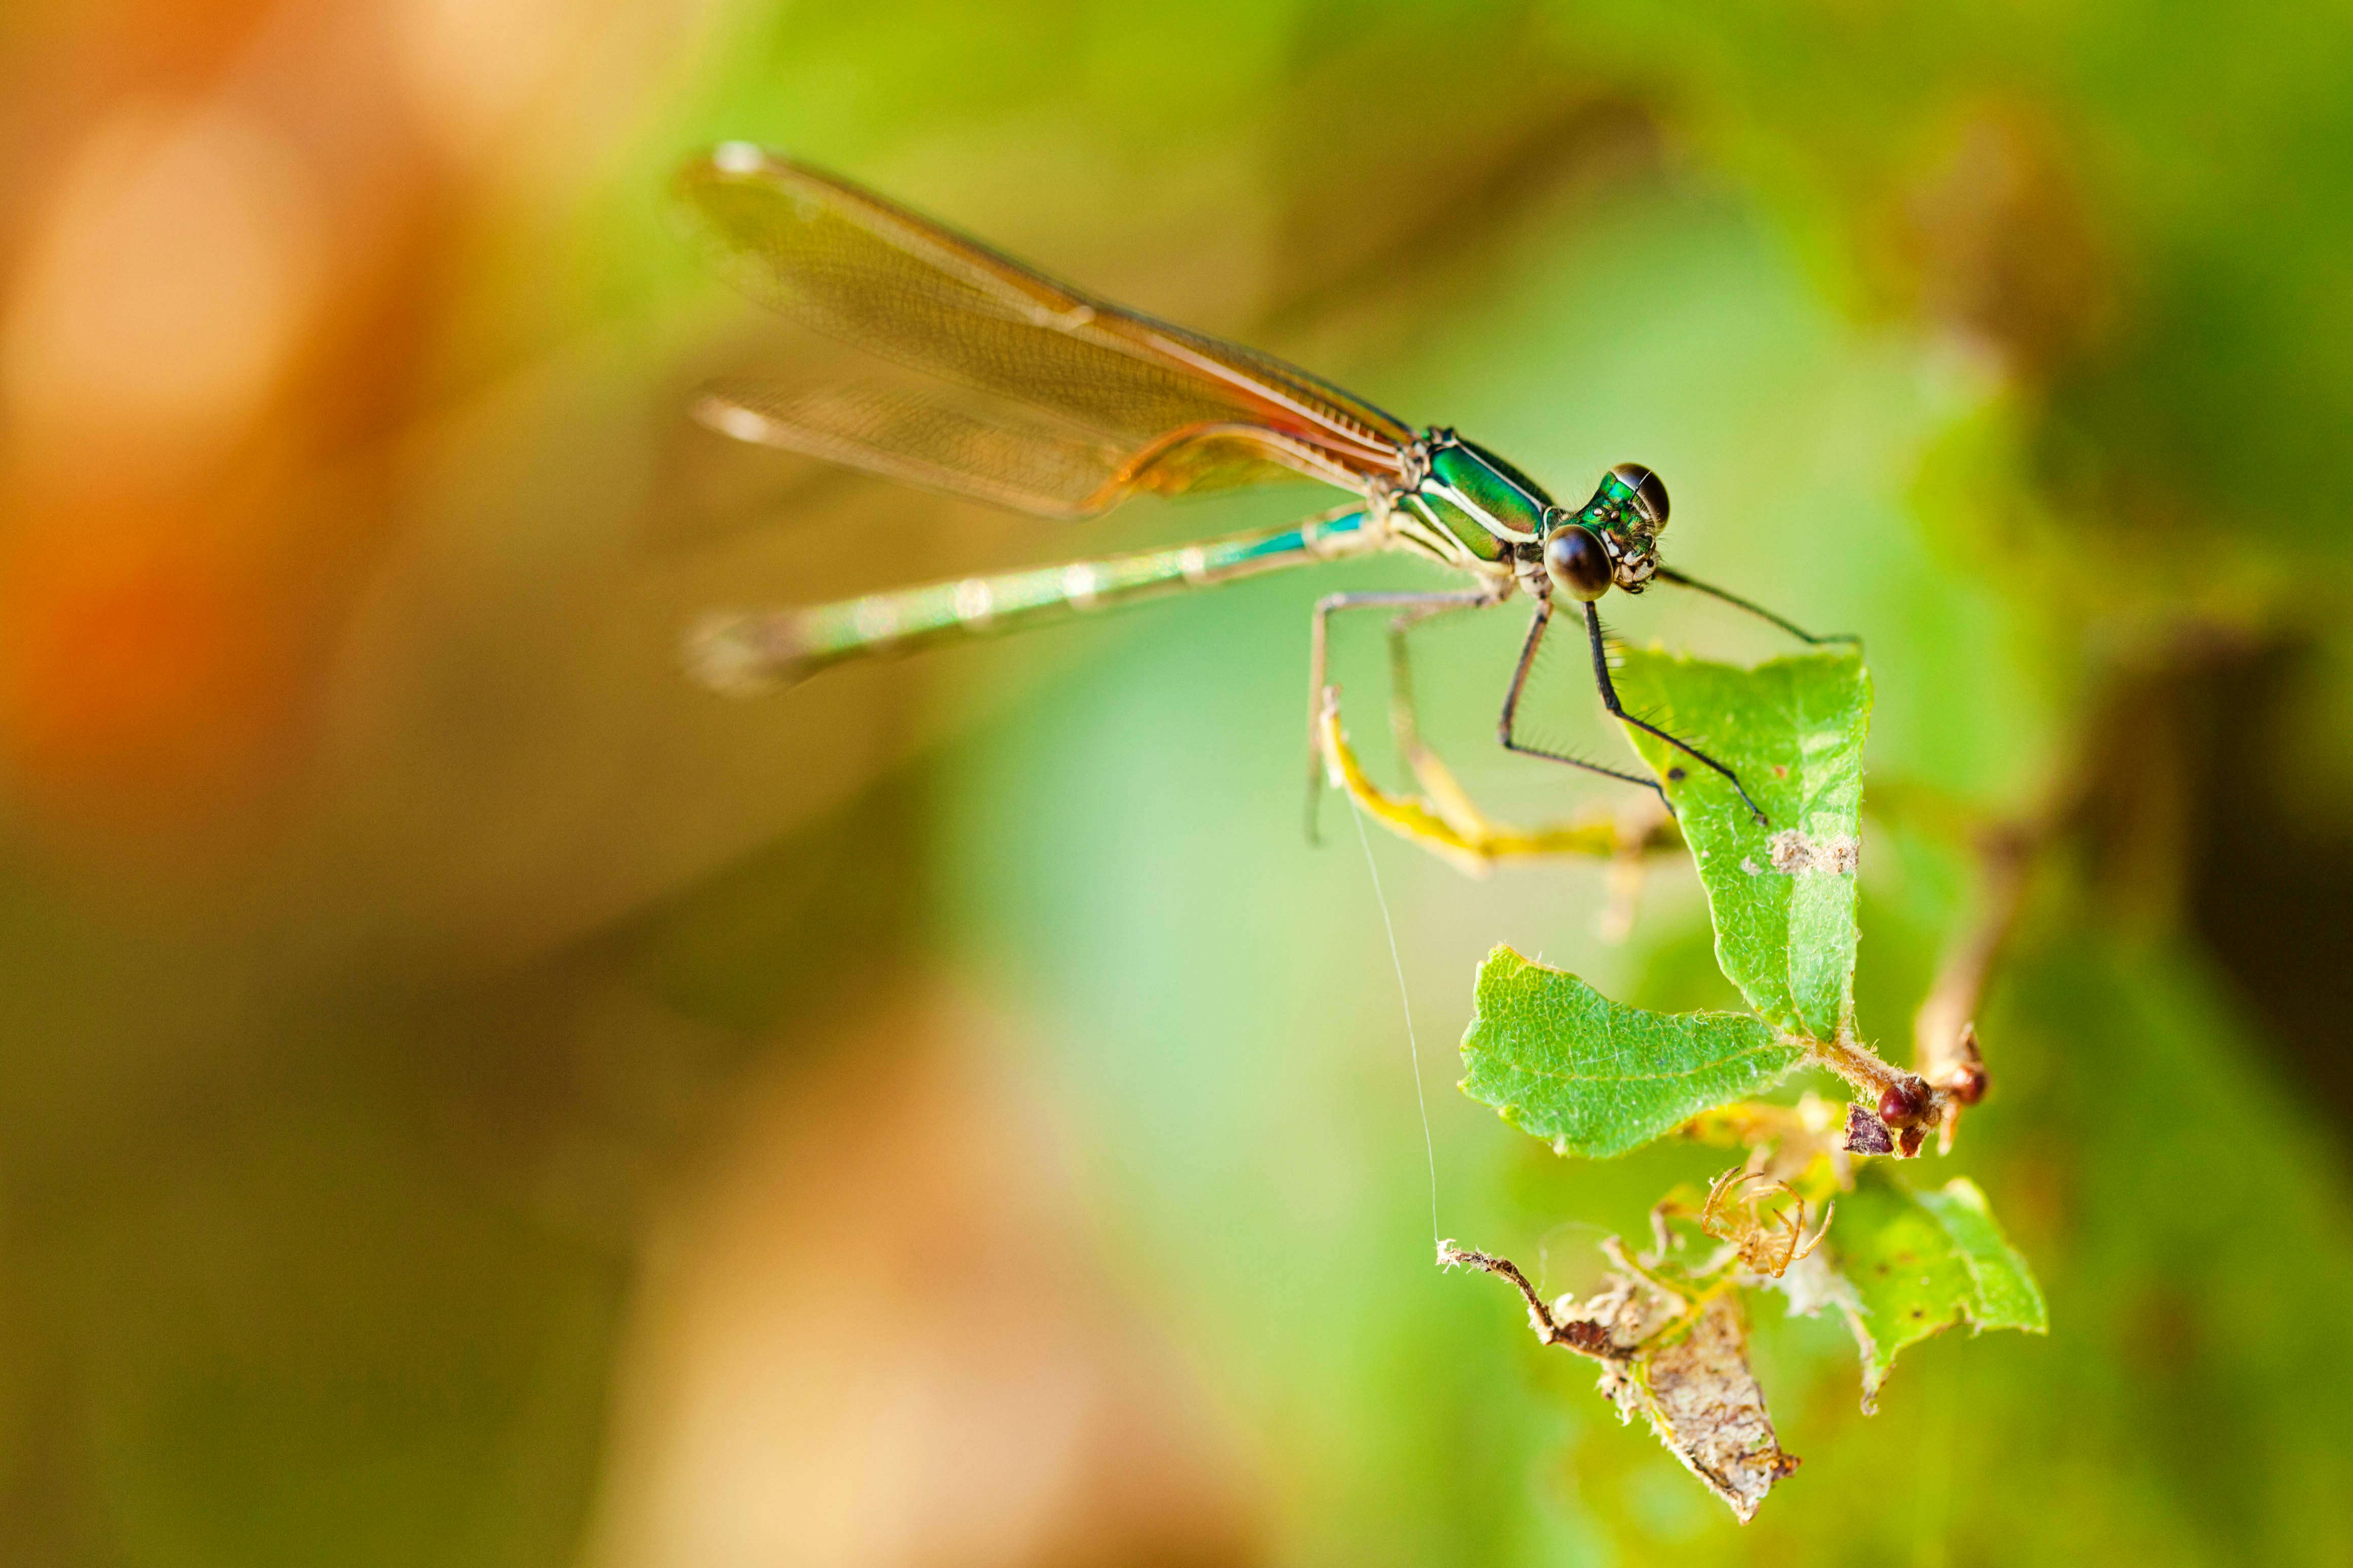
0;506;293;823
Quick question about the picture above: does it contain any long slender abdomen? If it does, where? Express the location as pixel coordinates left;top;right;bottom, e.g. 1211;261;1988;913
686;504;1381;692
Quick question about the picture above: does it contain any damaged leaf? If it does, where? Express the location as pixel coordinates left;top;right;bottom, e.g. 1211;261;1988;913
1612;647;1871;1040
1675;1092;1853;1190
1459;949;1805;1158
1819;1166;2048;1408
1622;1288;1799;1521
1444;1243;1799;1521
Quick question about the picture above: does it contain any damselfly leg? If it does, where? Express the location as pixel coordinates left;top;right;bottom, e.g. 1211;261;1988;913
1576;598;1766;822
1384;599;1498;837
1492;600;1663;806
1343;600;1678;875
1315;591;1691;874
1306;587;1499;843
1495;599;1766;824
1316;685;1675;878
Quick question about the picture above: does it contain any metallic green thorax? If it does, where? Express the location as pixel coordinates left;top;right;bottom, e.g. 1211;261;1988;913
1397;433;1553;563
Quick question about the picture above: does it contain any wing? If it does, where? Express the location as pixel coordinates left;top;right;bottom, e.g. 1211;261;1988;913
675;144;1417;515
694;377;1365;519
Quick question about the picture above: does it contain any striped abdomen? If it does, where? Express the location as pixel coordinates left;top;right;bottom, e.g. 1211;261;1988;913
688;504;1387;691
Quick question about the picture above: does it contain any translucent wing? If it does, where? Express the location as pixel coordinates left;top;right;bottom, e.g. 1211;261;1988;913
676;144;1417;515
694;379;1121;517
695;377;1367;519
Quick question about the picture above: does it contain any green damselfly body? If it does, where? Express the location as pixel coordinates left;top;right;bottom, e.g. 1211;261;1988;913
679;142;1845;831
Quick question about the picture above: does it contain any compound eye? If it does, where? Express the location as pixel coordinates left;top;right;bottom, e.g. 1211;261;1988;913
1610;462;1670;527
1544;525;1615;602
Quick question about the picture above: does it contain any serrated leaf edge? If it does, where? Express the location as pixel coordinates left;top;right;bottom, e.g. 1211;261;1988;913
1839;1176;2048;1412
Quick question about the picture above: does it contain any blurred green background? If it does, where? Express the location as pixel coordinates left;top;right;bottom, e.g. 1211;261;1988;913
3;1;2351;1563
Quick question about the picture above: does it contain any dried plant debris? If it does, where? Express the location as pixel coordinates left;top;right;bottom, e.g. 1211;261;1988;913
1630;1290;1800;1520
1843;1101;1897;1154
1442;1240;1799;1521
1445;1163;2041;1518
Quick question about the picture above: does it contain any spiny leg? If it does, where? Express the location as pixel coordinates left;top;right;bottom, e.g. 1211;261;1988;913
1495;599;1672;810
1319;589;1685;873
1576;598;1766;823
1384;598;1675;863
1320;685;1679;876
1306;588;1495;843
1654;566;1859;646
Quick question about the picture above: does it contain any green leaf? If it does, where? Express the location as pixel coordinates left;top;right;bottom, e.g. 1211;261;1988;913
1821;1166;2048;1409
1612;647;1872;1040
1916;1179;2049;1332
1458;947;1806;1159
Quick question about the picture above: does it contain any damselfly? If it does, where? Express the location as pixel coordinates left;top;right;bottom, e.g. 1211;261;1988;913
678;143;1842;837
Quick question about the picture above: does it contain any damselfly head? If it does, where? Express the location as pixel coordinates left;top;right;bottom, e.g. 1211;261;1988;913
1549;463;1668;593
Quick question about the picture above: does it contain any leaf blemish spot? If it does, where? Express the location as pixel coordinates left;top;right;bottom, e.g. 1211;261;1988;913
1768;829;1860;876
